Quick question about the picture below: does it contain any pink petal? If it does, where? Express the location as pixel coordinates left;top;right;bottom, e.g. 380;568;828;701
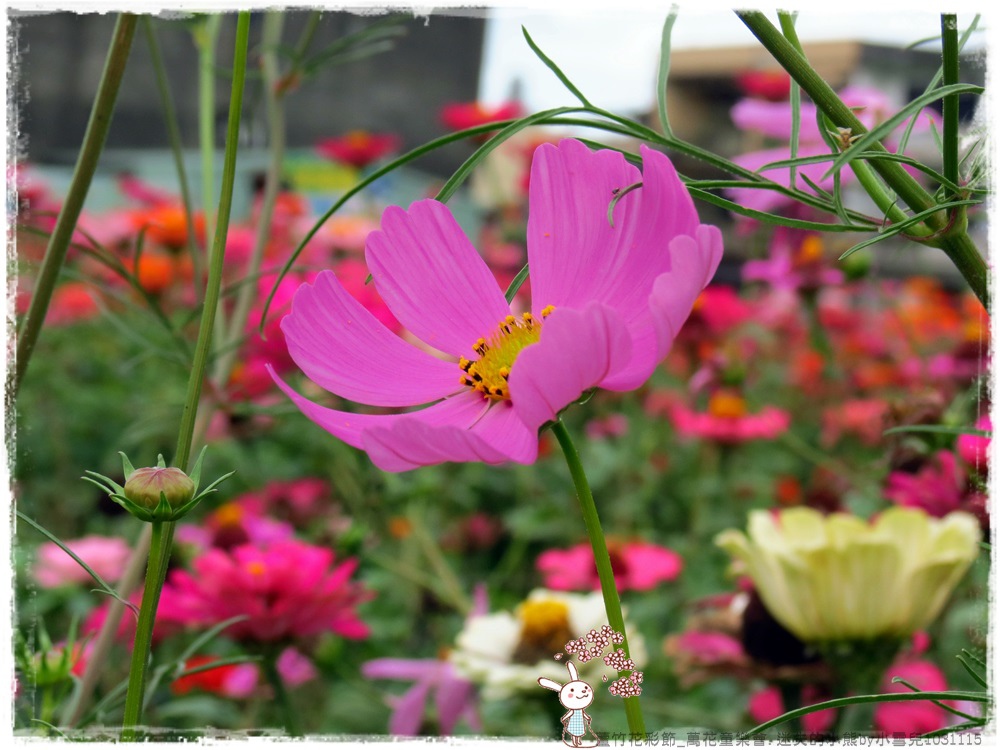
362;395;537;472
365;201;511;358
527;141;704;319
269;365;474;451
388;682;433;736
281;270;458;407
602;226;723;391
508;303;632;432
363;658;441;682
434;668;477;735
526;139;643;312
731;98;822;142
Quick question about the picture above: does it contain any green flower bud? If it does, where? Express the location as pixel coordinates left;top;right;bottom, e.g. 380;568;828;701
124;467;196;510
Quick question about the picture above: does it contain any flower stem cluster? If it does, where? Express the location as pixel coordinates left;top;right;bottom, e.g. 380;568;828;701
83;446;235;523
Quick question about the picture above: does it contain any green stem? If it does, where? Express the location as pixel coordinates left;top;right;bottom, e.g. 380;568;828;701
215;11;286;386
14;14;137;395
143;17;203;300
737;10;989;311
175;11;251;473
262;651;303;737
941;15;960;192
120;522;171;740
551;420;645;737
196;14;221;267
116;16;251;739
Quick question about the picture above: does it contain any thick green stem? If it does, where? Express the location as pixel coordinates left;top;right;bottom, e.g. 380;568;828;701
175;11;251;472
262;651;303;737
14;14;137;395
551;420;645;737
120;523;171;740
737;10;989;311
941;15;960;191
143;17;203;299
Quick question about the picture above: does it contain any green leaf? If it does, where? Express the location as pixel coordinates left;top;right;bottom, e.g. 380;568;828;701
882;424;991;438
521;26;591;107
656;7;680;138
687;187;873;231
824;83;984;177
504;263;530;305
838;198;979;259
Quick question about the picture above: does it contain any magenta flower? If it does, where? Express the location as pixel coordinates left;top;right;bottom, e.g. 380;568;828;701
270;139;722;472
671;390;790;444
884;450;967;517
536;540;682;591
157;539;370;643
957;416;991;474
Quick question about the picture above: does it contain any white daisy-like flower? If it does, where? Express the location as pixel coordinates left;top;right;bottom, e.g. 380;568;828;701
449;588;646;699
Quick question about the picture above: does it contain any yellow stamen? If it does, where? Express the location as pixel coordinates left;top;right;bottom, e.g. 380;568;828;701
541;305;556;318
459;307;556;401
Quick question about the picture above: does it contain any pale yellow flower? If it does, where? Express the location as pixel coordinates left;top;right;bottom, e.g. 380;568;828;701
715;507;980;643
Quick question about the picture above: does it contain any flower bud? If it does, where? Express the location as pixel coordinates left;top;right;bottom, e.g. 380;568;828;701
124;467;196;510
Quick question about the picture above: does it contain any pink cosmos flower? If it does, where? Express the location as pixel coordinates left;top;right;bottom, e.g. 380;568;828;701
270;139;722;472
33;535;131;588
672;390;790;444
537;540;682;591
362;658;482;736
157;539;370;643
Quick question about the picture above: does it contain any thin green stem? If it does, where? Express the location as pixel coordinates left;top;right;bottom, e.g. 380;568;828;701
778;12;801;191
216;11;286;386
175;11;251;473
262;650;303;736
551;420;645;737
120;523;169;740
196;14;221;266
14;14;137;395
143;17;202;299
941;14;960;191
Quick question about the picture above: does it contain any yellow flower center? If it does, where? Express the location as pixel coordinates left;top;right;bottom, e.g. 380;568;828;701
708;390;747;419
247;561;267;576
212;502;244;528
459;307;554;400
512;598;573;664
